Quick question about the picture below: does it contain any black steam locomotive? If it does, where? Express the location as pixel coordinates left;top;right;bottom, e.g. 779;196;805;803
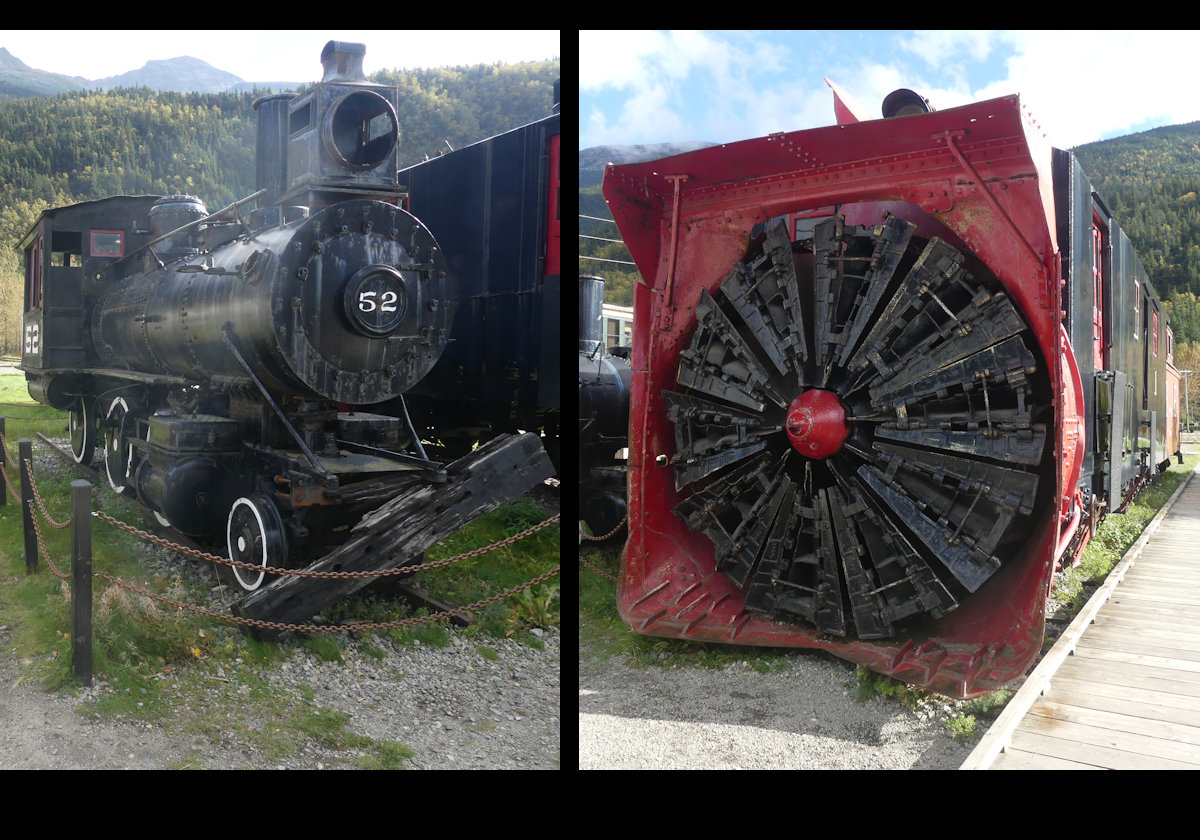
18;42;553;598
579;275;632;538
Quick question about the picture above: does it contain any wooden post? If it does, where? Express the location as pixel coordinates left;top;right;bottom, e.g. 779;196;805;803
0;416;7;506
71;480;92;686
19;438;36;572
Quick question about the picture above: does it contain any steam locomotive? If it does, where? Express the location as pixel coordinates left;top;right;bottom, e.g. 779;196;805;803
602;84;1183;698
18;42;554;600
579;275;632;538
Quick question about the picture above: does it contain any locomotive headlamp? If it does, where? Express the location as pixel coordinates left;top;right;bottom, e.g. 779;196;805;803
324;90;400;172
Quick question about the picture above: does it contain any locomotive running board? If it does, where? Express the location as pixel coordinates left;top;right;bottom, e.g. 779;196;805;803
232;432;555;631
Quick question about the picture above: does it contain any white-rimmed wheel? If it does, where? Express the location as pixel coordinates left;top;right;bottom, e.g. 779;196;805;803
226;494;287;593
103;397;138;494
68;398;95;466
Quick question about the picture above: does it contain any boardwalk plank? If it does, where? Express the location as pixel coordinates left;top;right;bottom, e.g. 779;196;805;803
1026;697;1200;745
963;465;1200;769
999;728;1200;769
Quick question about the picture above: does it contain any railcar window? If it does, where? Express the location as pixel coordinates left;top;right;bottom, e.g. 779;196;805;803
50;229;82;267
1153;310;1160;357
90;230;124;258
24;235;42;311
1134;277;1140;339
290;102;311;135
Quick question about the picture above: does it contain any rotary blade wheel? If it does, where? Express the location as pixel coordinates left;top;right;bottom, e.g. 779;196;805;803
668;215;1048;640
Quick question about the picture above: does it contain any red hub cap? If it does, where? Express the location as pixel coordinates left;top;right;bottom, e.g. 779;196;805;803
785;389;848;459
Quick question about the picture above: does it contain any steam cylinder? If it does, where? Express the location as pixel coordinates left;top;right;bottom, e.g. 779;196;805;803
93;199;450;405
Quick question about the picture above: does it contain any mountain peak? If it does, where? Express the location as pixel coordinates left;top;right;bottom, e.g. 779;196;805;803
0;47;32;71
96;55;245;93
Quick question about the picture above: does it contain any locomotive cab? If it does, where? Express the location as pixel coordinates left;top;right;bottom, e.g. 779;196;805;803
19;196;157;401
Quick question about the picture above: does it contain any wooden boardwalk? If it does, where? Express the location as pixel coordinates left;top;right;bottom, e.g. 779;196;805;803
962;465;1200;770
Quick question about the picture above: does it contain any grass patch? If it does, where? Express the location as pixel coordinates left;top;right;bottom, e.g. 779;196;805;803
1052;451;1199;613
578;539;790;672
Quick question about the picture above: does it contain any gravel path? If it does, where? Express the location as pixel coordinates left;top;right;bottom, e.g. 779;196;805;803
1;621;559;769
579;647;975;770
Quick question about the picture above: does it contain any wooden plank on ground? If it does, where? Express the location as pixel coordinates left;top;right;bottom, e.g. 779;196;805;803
234;433;555;631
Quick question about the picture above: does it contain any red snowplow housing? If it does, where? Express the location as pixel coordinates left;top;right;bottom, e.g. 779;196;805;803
602;93;1081;698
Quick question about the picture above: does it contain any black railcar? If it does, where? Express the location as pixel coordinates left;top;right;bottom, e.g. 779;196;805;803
397;83;561;464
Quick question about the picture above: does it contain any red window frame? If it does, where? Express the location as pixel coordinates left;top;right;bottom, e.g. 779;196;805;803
25;235;43;312
90;229;125;258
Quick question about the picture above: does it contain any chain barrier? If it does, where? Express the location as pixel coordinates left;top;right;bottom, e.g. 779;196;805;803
0;432;19;500
8;431;562;635
578;513;627;542
94;566;561;635
579;552;618;582
92;510;560;581
25;458;71;529
26;497;69;582
578;514;626;583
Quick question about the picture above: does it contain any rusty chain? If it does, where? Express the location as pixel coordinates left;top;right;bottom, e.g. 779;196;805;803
579;552;618;582
93;565;561;634
25;459;72;529
92;509;560;580
578;513;627;542
578;514;626;582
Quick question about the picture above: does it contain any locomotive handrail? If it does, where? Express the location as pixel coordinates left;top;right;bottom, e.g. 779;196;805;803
220;325;333;480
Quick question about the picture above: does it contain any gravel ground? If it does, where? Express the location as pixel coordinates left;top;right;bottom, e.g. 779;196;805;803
0;436;561;770
579;646;975;770
1;622;560;769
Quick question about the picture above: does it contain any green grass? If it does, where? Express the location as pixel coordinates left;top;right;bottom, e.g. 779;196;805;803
579;539;791;672
1051;450;1200;613
0;371;559;767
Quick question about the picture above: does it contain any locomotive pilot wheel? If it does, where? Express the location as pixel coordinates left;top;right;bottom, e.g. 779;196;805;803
667;216;1048;641
69;398;95;467
227;494;288;593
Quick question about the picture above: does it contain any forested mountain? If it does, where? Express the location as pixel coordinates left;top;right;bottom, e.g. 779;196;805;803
1073;124;1200;346
0;60;558;354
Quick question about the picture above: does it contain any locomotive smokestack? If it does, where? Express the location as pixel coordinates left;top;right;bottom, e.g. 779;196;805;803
321;41;368;83
881;88;932;118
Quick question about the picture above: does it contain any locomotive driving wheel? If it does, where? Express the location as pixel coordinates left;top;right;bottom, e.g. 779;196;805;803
103;396;142;495
226;494;288;592
667;216;1048;640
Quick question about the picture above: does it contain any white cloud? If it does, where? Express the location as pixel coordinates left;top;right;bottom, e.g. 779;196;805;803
581;29;1200;150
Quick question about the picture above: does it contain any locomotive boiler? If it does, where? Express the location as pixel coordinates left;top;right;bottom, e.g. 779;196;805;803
602;83;1182;698
19;41;552;601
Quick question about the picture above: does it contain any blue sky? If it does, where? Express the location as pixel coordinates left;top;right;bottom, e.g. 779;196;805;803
3;30;560;83
580;30;1199;151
